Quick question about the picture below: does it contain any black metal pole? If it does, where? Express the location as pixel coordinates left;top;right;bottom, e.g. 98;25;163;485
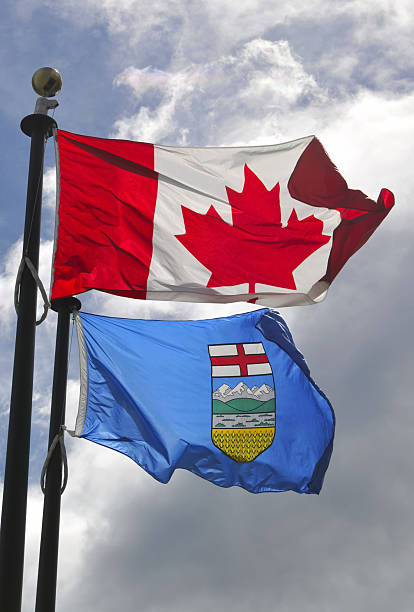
35;297;81;612
0;113;56;612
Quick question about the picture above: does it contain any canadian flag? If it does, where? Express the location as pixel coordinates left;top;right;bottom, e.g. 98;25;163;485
51;130;394;306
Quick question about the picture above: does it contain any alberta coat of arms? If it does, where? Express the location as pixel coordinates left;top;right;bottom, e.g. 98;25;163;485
209;342;276;462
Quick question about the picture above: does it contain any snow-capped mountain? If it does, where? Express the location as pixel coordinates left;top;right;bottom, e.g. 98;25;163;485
213;382;274;402
254;384;274;400
213;384;232;399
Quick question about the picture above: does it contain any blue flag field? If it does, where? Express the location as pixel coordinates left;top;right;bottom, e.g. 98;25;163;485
72;309;335;494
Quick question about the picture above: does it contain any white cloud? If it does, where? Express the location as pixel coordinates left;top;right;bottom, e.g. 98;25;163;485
113;38;325;145
0;239;23;331
16;0;414;73
318;90;414;219
113;65;199;143
43;167;57;210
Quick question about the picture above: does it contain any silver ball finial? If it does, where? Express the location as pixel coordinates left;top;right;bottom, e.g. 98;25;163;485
32;67;62;97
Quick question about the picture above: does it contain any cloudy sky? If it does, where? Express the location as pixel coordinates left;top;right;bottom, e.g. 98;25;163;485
1;1;413;610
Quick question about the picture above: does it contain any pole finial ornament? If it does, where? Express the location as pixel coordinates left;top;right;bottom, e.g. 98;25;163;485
32;67;62;97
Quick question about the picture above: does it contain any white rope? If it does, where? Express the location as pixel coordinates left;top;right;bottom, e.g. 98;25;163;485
14;256;51;325
40;426;68;495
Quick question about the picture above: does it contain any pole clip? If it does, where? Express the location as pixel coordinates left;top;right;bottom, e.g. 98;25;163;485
34;97;59;116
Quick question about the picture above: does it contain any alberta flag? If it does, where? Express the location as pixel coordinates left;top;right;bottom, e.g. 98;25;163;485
52;130;394;306
72;309;335;494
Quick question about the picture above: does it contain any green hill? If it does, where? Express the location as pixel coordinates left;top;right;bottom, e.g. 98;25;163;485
213;398;275;415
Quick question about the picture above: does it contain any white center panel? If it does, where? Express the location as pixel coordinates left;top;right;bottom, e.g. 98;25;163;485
147;136;338;301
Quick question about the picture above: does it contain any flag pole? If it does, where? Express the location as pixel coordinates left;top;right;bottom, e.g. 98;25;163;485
35;296;81;612
0;68;61;612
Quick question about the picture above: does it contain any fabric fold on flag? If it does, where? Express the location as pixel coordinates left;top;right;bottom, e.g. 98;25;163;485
51;130;394;306
71;308;335;494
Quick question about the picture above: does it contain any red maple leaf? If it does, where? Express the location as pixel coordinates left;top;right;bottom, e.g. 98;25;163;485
176;165;331;293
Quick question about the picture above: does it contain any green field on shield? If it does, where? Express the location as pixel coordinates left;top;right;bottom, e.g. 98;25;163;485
212;398;275;414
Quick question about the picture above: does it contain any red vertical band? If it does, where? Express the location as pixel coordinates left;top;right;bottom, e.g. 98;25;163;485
288;137;394;283
52;130;158;300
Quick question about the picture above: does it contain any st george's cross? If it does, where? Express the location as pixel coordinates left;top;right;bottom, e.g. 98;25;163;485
209;343;272;377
